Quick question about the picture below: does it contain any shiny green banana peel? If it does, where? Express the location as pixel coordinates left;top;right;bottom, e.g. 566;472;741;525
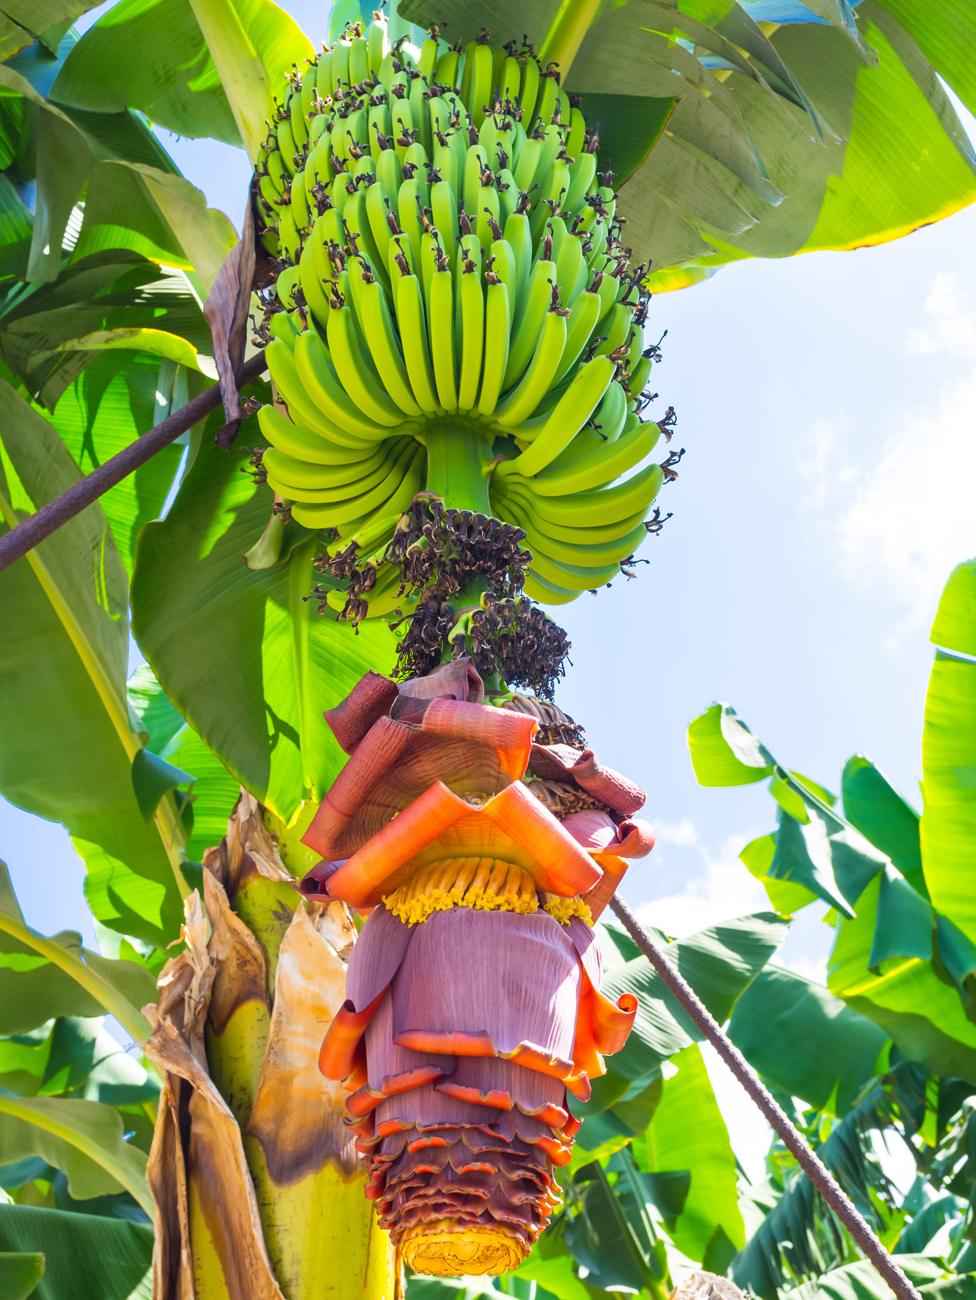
252;15;676;617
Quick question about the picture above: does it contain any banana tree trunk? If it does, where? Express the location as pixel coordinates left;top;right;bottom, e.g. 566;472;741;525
144;792;397;1299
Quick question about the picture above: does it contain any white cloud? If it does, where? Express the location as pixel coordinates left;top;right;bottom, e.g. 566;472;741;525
803;274;976;630
651;817;701;850
778;950;827;984
636;831;770;938
907;273;976;361
834;373;976;619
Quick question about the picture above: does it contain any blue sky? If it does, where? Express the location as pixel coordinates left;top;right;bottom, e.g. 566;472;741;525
3;4;975;1045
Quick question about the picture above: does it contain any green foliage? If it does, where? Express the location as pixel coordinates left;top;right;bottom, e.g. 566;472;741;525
728;968;889;1116
0;1250;44;1300
401;0;976;289
1;0;976;1295
0;382;187;944
636;1044;745;1266
131;433;398;824
0;30;234;289
921;560;976;949
0;1205;152;1299
54;0;312;159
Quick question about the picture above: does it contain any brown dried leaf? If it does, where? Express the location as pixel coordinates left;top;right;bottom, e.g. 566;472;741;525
225;791;295;893
146;1012;284;1300
204;186;274;449
246;900;357;1182
670;1273;747;1300
203;866;268;1036
146;892;280;1298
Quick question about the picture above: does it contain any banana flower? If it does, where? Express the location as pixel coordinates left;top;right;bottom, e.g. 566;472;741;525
299;663;654;1277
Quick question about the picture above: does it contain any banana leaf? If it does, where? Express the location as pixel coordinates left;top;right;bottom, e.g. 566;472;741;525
728;966;889;1115
53;0;313;160
922;559;976;947
0;28;235;287
400;0;976;288
731;1063;929;1296
635;1042;745;1267
131;427;398;826
0;1203;152;1300
0;381;185;945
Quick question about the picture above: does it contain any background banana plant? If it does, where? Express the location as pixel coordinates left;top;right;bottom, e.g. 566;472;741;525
0;0;974;1296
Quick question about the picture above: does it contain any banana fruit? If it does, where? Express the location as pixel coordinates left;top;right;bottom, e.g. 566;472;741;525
251;14;673;613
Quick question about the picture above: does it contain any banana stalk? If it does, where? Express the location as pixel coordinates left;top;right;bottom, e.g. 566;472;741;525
145;793;396;1299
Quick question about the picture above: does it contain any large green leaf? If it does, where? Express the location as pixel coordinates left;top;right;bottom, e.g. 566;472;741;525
0;1016;157;1105
401;0;976;288
0;1094;150;1212
828;875;976;1084
731;1064;928;1296
0;35;235;289
562;1154;667;1294
131;429;398;825
922;559;976;947
0;1203;152;1300
0;381;184;944
47;353;186;573
780;1254;976;1300
841;756;923;892
0;1251;44;1300
688;703;773;787
728;967;889;1116
128;665;241;862
0;252;209;409
54;0;312;159
0;0;93;62
931;557;976;658
593;913;786;1093
688;705;888;915
0;863;154;1042
636;1043;744;1266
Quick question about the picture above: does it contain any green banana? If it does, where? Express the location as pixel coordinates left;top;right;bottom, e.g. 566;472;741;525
494;308;567;428
252;11;669;620
528;418;661;495
326;274;409;427
292;329;397;442
477;280;510;416
393;272;441;415
456;258;484;412
289;442;422;529
265;443;402;503
349;272;422;418
503;462;665;528
499;357;615;476
266;340;375;449
257;404;377;465
426;266;457;411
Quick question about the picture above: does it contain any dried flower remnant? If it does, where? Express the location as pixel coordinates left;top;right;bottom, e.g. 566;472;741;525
299;662;654;1275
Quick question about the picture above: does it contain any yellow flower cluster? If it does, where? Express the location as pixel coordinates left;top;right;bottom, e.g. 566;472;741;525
382;857;593;927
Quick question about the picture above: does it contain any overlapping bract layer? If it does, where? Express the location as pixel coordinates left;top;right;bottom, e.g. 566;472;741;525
254;17;671;610
298;662;653;1274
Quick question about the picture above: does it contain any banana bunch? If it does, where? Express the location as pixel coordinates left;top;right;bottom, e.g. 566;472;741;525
253;15;670;609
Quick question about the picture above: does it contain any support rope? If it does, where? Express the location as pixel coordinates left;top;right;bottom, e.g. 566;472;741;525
0;354;268;573
608;893;921;1300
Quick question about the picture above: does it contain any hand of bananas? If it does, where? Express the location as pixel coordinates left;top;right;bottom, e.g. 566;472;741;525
252;16;674;614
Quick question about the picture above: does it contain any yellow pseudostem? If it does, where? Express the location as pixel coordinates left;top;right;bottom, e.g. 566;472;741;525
145;792;396;1300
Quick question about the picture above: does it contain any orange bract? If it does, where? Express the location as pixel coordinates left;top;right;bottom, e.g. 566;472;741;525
300;664;654;1275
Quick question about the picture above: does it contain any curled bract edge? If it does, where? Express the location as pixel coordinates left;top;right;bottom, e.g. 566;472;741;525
299;661;654;1275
